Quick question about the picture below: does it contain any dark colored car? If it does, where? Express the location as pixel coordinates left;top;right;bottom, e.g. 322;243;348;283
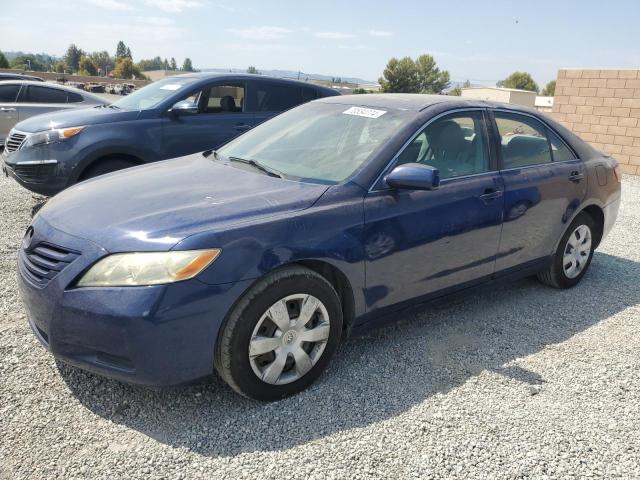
3;73;338;195
0;72;44;82
17;95;621;400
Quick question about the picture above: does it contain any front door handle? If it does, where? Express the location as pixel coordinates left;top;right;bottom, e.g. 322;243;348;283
234;123;252;132
0;107;16;112
478;188;503;203
568;171;584;182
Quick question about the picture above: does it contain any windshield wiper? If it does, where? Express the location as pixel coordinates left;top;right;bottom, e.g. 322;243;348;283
228;156;284;179
108;104;120;110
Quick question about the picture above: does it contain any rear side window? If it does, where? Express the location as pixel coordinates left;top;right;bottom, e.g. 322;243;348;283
495;112;552;169
253;83;303;111
548;129;576;162
0;84;20;102
396;111;491;180
25;86;68;104
67;91;84;103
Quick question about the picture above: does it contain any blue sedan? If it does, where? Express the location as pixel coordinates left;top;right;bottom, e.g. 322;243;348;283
17;94;621;400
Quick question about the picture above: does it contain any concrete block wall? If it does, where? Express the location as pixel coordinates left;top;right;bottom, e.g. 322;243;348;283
551;69;640;175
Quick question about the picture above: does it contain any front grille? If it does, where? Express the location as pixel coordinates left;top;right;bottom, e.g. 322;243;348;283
13;163;57;183
19;243;80;287
5;131;27;153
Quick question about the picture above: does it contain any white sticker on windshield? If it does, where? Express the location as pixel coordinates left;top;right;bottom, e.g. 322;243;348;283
159;84;183;91
343;106;387;119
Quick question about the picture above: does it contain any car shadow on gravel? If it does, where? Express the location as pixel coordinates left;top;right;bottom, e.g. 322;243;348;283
59;251;640;458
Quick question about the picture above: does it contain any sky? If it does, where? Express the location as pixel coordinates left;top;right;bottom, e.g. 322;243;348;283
1;0;639;86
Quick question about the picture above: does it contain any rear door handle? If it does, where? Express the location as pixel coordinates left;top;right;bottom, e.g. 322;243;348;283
478;188;503;203
234;124;252;132
0;107;16;112
568;171;584;182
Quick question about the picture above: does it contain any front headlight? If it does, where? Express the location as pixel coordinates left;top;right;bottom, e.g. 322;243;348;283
77;249;221;287
22;126;84;149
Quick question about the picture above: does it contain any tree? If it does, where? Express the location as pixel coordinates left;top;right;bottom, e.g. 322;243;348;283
112;57;146;79
414;54;450;93
78;56;98;76
246;65;259;74
542;80;556;96
54;62;66;74
170;57;177;70
0;52;9;68
499;71;539;92
64;44;84;72
115;41;131;59
137;56;164;71
10;54;46;71
448;86;462;96
182;57;194;71
378;57;420;93
89;51;115;75
163;58;169;70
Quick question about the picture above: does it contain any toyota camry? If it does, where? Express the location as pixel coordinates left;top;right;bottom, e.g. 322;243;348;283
17;94;621;400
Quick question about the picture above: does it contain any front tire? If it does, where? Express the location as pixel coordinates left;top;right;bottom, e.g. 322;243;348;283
80;157;137;180
215;266;343;401
537;212;596;289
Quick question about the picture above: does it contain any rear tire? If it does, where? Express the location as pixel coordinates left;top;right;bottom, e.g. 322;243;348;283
537;212;596;289
80;158;137;180
215;266;343;401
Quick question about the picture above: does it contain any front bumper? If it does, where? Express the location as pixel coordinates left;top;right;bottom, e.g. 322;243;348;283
18;215;253;386
3;137;77;196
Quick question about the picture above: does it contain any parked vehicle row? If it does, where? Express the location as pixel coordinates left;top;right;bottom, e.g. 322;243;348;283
10;88;621;400
2;73;338;194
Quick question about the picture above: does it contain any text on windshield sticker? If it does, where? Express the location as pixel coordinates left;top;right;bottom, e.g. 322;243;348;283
343;106;387;119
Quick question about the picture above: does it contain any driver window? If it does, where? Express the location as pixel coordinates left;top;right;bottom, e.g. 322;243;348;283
204;84;245;113
396;111;490;179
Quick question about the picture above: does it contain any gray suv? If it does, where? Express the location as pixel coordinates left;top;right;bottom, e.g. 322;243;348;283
3;73;338;196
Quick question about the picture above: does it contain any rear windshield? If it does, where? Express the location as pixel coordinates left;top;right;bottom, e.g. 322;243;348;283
111;77;198;111
218;102;414;184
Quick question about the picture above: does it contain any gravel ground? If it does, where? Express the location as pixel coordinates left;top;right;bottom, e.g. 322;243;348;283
1;173;639;479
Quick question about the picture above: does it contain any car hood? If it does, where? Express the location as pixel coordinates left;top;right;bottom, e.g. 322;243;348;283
38;154;329;252
15;106;138;133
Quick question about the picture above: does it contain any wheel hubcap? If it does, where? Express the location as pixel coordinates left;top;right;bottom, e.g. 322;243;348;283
562;224;592;279
249;294;331;385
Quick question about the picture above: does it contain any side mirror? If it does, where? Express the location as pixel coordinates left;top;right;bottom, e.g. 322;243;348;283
385;163;440;190
170;100;198;116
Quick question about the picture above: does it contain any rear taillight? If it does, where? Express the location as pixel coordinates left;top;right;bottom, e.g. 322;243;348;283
613;163;622;183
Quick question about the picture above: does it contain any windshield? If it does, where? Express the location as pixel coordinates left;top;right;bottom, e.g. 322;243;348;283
218;102;414;184
111;76;198;111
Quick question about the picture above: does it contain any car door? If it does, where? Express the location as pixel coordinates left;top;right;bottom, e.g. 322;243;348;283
162;80;255;158
491;110;587;272
18;84;73;122
0;83;22;141
363;110;504;311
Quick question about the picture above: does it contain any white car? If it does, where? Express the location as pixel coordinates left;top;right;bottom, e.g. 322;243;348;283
0;80;106;145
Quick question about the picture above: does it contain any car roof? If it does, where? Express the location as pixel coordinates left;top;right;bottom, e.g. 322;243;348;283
0;80;106;103
0;72;43;81
315;93;544;115
165;72;338;93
